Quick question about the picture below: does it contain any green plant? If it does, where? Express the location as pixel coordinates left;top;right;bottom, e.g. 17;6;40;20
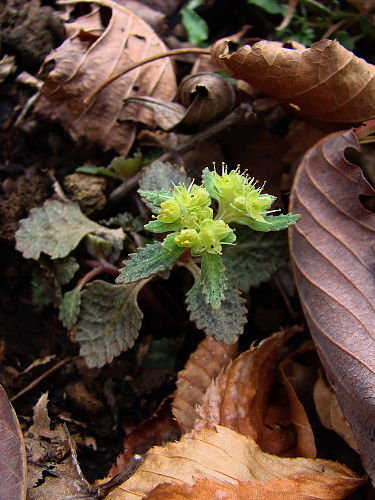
15;161;299;368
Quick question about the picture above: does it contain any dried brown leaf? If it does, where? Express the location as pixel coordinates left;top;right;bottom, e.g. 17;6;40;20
289;127;375;479
194;327;316;458
314;373;358;452
211;38;375;123
0;384;26;500
106;425;364;500
36;0;177;154
172;336;237;432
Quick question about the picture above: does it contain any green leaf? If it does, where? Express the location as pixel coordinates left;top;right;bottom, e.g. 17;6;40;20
201;252;227;309
247;0;286;15
180;0;209;46
85;226;125;262
59;289;81;329
138;190;172;214
116;241;184;284
186;279;247;343
201;167;218;199
54;256;79;285
15;200;125;261
109;154;143;179
76;166;120;179
222;227;289;291
144;338;178;370
243;213;300;232
100;213;145;232
144;219;181;233
75;280;145;368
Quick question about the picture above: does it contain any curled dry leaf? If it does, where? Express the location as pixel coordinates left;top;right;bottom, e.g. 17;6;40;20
211;38;375;123
172;336;237;432
289;127;375;480
0;384;27;500
105;425;364;500
314;373;358;452
36;0;177;155
194;327;316;458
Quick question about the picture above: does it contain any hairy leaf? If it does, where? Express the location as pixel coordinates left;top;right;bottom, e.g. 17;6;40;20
222;228;289;291
173;336;237;432
186;279;247;343
116;242;184;284
35;1;177;155
245;213;300;232
0;384;26;500
59;289;81;329
212;38;375;123
75;280;145;368
201;252;227;309
54;256;80;285
106;425;363;500
289;127;375;480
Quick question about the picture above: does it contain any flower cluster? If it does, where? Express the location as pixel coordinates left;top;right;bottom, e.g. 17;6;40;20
143;165;287;257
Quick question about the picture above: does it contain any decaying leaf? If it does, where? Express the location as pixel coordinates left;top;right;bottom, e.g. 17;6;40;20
75;280;146;367
35;0;177;154
173;336;237;432
194;328;316;458
289;127;375;480
314;373;358;452
211;38;375;123
106;425;364;500
15;200;124;260
0;384;26;500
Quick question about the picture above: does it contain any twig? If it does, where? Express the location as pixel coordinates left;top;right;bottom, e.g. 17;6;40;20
11;357;74;402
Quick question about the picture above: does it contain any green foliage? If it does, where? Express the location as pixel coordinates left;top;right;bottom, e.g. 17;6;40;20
144;338;178;370
186;279;247;343
76;166;120;179
59;289;81;329
201;253;227;309
180;0;209;46
116;241;185;284
75;280;145;368
16;200;124;260
247;0;285;15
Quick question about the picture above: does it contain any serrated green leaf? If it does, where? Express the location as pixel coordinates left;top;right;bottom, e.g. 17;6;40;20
116;241;184;284
201;253;227;309
54;256;79;285
138;190;172;213
186;279;247;343
15;200;124;261
180;0;209;46
222;227;289;291
243;213;300;232
144;219;181;233
75;280;145;368
76;166;120;179
31;264;62;307
16;201;100;260
59;289;81;329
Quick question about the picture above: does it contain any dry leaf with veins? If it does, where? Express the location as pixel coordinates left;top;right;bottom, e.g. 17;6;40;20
172;336;237;432
194;327;317;458
289;125;375;480
105;425;364;500
36;0;177;155
211;38;375;123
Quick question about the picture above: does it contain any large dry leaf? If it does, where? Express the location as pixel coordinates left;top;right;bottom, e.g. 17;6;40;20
194;328;316;458
36;0;177;154
211;38;375;123
106;425;363;500
172;336;237;432
0;384;27;500
289;128;375;480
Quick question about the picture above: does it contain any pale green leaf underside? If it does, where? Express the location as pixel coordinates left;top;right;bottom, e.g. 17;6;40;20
201;252;227;309
186;280;247;343
116;241;184;284
75;280;144;368
222;228;289;291
243;213;300;232
59;289;81;329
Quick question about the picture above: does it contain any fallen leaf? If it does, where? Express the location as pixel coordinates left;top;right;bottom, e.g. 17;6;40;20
211;38;375;123
314;373;358;452
194;328;316;458
289;127;375;480
0;384;26;500
35;0;177;154
105;425;363;500
172;336;237;432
